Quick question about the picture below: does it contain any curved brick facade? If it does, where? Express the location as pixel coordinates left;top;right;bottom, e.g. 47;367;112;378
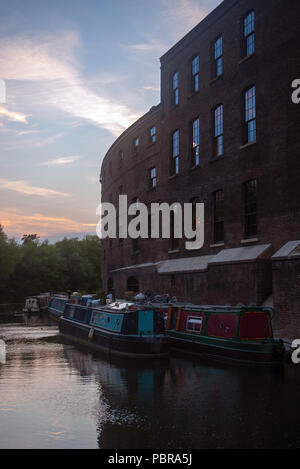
100;0;300;338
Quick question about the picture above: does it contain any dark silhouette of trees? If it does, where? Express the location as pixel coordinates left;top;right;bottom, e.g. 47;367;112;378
21;234;40;244
0;226;102;303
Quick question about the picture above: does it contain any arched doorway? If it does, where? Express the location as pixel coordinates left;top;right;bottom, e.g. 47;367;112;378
126;277;139;293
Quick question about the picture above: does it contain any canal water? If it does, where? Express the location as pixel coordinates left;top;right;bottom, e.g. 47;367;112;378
0;314;300;449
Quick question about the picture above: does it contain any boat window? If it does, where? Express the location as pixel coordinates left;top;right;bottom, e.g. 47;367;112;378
66;306;75;319
186;316;203;333
74;308;86;322
163;313;168;328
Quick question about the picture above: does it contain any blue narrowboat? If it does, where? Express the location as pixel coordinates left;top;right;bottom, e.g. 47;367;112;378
50;299;169;358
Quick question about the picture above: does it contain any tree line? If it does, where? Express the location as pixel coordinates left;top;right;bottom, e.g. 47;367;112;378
0;225;102;303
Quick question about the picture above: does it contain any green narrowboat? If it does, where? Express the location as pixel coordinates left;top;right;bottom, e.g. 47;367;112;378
158;304;285;364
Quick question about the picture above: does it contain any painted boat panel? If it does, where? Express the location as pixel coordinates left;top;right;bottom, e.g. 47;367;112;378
207;313;238;339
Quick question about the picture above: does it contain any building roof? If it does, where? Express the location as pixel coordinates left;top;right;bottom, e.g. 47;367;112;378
209;244;272;266
272;241;300;260
157;256;214;274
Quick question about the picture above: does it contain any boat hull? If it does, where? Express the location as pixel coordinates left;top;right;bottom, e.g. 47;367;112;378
59;317;169;359
167;330;285;364
48;309;62;323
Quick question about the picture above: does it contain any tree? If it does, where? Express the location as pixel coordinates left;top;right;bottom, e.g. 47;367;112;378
0;226;20;297
21;234;40;244
0;233;102;303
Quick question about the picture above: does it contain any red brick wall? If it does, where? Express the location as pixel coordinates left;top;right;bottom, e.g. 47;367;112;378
100;0;300;337
273;259;300;339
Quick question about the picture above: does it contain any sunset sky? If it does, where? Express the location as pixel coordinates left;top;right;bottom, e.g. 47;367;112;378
0;0;222;239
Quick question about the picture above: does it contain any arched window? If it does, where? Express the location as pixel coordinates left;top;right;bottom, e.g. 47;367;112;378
107;278;114;292
126;277;139;293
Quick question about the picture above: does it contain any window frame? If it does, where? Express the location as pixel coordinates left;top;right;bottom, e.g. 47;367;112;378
213;104;224;157
242;10;255;58
172;71;179;106
186;315;204;334
170;209;180;251
243;85;256;144
213;189;225;244
244;179;257;239
191;56;200;93
170;129;180;176
150;126;156;144
191;117;200;167
213;35;223;78
149;167;157;189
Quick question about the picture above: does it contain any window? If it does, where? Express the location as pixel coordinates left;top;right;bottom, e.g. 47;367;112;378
131;197;139;253
171;130;180;175
133;137;139;155
118;186;123;245
213;36;223;78
191;118;200;167
172;72;179;105
214;190;224;243
149;167;157;189
186;316;203;333
191;56;199;93
126;277;139;293
148;208;152;239
242;10;255;57
107;278;114;293
244;179;257;238
213;105;224;157
170;210;179;251
150;126;156;143
244;86;256;144
190;197;200;243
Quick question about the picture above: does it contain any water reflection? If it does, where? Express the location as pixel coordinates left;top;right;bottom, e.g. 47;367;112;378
0;318;300;449
22;312;49;327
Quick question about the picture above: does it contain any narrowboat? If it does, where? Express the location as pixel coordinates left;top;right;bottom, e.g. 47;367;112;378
48;295;69;322
22;294;50;314
158;304;285;364
59;301;169;358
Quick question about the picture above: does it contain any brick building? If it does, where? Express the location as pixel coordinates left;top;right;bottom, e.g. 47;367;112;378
100;0;300;339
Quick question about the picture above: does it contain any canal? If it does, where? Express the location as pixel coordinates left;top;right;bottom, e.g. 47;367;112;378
0;314;300;449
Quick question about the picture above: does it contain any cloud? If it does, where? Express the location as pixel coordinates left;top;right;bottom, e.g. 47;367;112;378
42;155;81;167
161;0;218;39
0;105;28;123
17;130;40;136
127;39;167;54
0;208;96;237
0;178;71;198
3;132;66;151
143;85;160;91
0;31;140;136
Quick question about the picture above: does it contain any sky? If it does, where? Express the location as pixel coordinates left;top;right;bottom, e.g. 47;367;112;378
0;0;222;239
